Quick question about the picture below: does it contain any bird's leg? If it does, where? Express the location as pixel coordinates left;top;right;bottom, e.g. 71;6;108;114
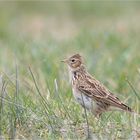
91;105;104;118
95;112;102;118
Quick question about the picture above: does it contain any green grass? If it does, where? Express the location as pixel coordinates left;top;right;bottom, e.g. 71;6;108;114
0;1;140;139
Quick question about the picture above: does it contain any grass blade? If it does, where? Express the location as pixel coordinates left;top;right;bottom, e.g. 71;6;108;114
29;67;57;132
80;93;91;139
126;78;140;101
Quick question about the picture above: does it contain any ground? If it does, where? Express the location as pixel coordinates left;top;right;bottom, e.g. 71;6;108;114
0;2;140;140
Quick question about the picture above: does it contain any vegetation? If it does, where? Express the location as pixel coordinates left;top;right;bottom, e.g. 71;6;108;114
0;1;140;139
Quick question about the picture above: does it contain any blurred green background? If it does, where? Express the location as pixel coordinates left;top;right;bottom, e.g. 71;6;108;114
0;1;140;139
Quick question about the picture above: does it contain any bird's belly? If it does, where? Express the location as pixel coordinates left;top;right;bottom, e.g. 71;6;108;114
72;88;93;110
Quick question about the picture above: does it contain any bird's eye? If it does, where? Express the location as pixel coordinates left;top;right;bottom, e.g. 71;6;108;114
71;59;75;62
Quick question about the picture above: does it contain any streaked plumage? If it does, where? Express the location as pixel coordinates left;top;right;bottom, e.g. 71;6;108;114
62;54;133;117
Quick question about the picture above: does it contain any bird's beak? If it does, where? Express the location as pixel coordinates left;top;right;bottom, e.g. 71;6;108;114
61;59;67;63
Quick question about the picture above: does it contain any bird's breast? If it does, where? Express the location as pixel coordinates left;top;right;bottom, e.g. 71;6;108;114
72;87;93;110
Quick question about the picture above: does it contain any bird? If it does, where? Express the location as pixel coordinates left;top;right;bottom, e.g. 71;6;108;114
62;54;133;118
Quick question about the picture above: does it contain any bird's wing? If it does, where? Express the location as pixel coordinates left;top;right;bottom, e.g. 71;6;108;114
78;77;125;108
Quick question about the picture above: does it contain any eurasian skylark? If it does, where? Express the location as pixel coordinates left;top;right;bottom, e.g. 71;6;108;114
62;54;133;117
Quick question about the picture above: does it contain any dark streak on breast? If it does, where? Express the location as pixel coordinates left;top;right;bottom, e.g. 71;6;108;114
73;71;77;79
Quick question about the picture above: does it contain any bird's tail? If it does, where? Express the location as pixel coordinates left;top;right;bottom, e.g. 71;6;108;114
119;103;140;117
120;103;133;112
107;103;140;119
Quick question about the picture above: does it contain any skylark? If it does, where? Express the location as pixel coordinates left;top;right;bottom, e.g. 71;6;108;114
62;54;133;117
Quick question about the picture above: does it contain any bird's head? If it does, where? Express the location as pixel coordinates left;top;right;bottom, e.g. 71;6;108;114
62;54;83;71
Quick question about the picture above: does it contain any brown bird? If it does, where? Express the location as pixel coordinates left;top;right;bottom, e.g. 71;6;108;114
62;54;133;118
